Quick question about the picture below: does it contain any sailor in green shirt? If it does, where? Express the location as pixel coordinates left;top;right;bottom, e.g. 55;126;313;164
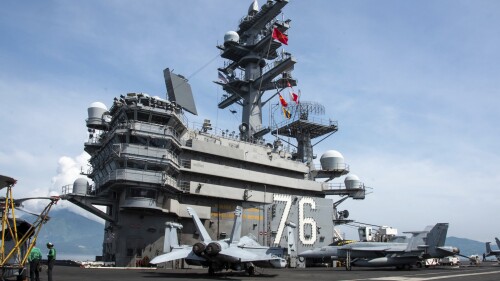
47;242;56;281
29;242;42;281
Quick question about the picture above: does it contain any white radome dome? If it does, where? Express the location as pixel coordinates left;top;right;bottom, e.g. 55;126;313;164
224;31;240;44
321;150;344;159
87;101;109;129
345;174;362;189
73;178;89;195
320;150;345;171
345;174;360;181
89;101;107;110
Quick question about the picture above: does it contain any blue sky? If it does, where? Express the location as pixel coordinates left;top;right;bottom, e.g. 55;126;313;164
1;0;499;242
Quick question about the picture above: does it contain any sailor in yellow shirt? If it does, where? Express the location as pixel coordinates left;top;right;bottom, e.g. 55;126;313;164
28;242;42;281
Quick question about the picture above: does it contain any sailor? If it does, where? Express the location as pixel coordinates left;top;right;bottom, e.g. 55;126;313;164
47;242;56;281
28;242;42;281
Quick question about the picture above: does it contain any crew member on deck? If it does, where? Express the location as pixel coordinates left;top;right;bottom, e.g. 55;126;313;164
28;242;42;281
47;242;56;281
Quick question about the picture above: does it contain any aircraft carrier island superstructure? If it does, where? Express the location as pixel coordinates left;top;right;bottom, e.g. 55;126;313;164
61;0;368;267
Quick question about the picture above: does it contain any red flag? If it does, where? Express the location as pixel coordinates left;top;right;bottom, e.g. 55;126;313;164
272;28;288;45
282;107;291;119
290;91;299;104
278;93;288;107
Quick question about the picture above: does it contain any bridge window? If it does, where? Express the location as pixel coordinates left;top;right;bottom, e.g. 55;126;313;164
128;188;156;199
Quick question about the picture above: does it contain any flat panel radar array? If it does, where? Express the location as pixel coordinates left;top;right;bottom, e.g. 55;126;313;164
164;68;198;115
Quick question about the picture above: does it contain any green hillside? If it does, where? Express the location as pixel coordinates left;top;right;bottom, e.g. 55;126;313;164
446;236;496;258
26;209;104;260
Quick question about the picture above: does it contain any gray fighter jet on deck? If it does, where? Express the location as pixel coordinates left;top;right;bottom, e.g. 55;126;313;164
485;238;500;260
150;206;287;275
299;223;459;269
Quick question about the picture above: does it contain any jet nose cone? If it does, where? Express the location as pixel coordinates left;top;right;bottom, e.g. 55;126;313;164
299;250;314;258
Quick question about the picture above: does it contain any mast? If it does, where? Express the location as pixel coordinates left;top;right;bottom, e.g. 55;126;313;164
216;0;296;142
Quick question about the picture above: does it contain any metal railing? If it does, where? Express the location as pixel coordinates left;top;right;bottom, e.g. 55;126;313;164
323;182;366;191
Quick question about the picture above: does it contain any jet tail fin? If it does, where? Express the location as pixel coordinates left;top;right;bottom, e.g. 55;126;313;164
229;206;243;244
187;206;212;242
426;223;449;248
495;237;500;249
486;242;493;256
420;223;450;258
163;222;183;252
405;229;430;251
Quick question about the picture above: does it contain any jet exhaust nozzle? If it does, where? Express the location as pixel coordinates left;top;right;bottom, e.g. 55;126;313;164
192;242;206;256
205;242;222;256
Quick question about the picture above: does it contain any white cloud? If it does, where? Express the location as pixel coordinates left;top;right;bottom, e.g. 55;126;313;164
51;153;90;195
18;152;104;225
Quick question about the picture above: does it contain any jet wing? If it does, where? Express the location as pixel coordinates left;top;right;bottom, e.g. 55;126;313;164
342;246;411;258
150;247;204;264
347;246;392;252
219;246;271;262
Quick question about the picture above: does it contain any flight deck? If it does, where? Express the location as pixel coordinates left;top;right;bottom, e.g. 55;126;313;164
49;262;500;281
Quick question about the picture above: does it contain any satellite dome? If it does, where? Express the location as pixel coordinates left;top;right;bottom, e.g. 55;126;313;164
224;31;239;46
344;174;362;189
73;177;89;196
89;102;107;111
87;101;108;130
345;174;360;182
320;150;345;171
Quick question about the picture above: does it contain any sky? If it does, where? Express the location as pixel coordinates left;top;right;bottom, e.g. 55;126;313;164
1;0;500;242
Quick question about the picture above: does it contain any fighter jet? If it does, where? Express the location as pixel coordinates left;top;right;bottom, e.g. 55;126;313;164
485;238;500;260
150;206;287;275
299;223;458;270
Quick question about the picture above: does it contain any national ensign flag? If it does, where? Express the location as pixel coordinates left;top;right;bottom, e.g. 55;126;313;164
278;93;288;107
218;72;228;83
290;91;299;104
272;27;288;45
282;107;291;119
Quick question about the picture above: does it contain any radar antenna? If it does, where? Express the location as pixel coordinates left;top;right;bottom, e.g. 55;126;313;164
271;100;338;164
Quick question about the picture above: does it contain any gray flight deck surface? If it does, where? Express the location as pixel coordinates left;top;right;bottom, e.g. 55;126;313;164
49;263;500;281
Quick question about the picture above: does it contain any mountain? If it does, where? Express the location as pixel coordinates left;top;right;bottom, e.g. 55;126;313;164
446;236;497;257
25;209;104;260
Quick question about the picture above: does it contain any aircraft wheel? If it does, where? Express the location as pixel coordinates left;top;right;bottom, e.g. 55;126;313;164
208;266;215;276
247;266;255;276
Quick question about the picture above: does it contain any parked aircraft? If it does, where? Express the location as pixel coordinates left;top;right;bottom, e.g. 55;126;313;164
150;206;287;275
485;238;500;260
299;223;458;269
